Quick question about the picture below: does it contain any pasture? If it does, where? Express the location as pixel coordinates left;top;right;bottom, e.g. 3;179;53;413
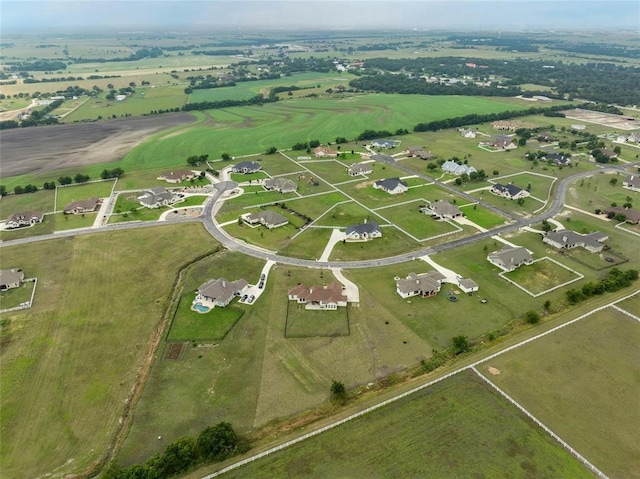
566;172;637;212
0;224;216;479
480;306;640;479
216;371;593;479
285;302;350;338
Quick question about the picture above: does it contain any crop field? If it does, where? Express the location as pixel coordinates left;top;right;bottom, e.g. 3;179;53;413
0;224;215;479
480;306;640;479
55;180;115;211
167;295;244;341
219;371;592;479
285;302;350;338
502;258;582;296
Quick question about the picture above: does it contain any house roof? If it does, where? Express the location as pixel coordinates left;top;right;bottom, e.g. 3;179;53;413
396;271;446;295
7;210;43;223
545;153;570;164
346;221;381;236
545;229;608;249
492;183;524;197
429;200;462;217
488;245;533;267
288;283;310;298
441;160;477;176
459;278;478;290
160;170;194;180
0;268;24;286
375;177;408;191
264;177;297;192
247;210;288;227
138;188;174;206
290;282;347;304
198;277;247;302
348;163;373;175
371;139;397;147
606;206;640;223
232;161;261;172
314;146;339;156
63;197;99;213
624;175;640;188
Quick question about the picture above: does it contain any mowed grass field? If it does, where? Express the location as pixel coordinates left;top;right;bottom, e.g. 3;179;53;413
0;224;216;479
213;371;592;479
55;180;115;210
480;305;640;479
503;258;582;295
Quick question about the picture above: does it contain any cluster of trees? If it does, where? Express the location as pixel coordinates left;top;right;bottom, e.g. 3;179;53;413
566;268;638;304
70;47;163;64
0;99;63;130
100;168;124;179
102;422;248;479
193;49;246;56
8;60;67;72
2;170;99;196
291;139;320;150
453;169;488;185
182;94;277;112
186;154;209;166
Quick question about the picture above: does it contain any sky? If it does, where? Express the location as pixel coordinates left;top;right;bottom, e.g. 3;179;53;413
1;1;639;33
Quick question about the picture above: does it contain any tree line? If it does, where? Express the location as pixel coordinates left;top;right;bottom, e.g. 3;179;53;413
566;268;638;305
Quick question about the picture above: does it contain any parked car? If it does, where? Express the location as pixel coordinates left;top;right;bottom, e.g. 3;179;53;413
248;295;255;303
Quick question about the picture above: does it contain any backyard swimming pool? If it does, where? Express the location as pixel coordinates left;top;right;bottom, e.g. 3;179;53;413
192;302;211;313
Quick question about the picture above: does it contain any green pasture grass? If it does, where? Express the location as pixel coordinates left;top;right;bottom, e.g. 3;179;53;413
258;153;306;176
558;247;627;271
167;295;244;341
329;227;418;261
378;203;462;240
277;228;332;260
277;192;349;221
176;196;208;207
53;211;97;230
502;258;581;296
338;180;425;210
566;172;636;212
0;280;35;310
459;204;508;229
0;190;56;218
481;308;640;479
0;223;215;479
616;293;640;316
493;172;555;201
285;175;335;197
299;160;362;185
285;302;350;338
471;190;543;216
314;201;385;228
223;217;303;252
55;180;115;211
0;97;32;111
64;54;230;76
230;171;269;182
219;370;593;479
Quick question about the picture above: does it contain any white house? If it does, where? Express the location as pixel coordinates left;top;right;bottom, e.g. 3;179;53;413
395;271;446;299
487;245;533;272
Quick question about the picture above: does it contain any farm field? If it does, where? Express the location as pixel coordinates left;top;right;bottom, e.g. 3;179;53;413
480;306;640;479
0;224;216;479
217;371;593;479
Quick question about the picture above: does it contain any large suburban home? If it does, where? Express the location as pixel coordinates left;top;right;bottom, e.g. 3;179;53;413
374;178;409;195
263;177;297;193
441;160;477;176
231;161;261;174
460;128;477;138
395;271;446;299
622;175;640;192
482;135;517;150
243;210;289;229
313;146;339;158
63;197;101;215
288;281;348;310
5;211;44;229
458;278;479;294
421;200;463;220
345;220;382;241
490;183;530;200
137;187;177;208
347;163;373;177
371;139;400;149
405;147;435;160
492;121;518;131
0;268;25;291
543;153;571;167
487;245;533;272
196;277;248;308
543;229;609;253
616;133;640;144
157;169;197;183
605;206;640;225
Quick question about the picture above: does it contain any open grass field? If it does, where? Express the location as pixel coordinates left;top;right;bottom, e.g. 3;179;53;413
0;279;35;310
472;189;545;216
566;172;637;213
0;224;216;479
55;180;115;211
0;211;97;241
223;213;306;251
502;258;582;296
285;302;350;338
167;296;244;341
329;226;419;261
616;293;640;316
219;371;593;479
492;172;556;201
378;204;462;241
314;201;384;228
278;227;333;260
0;189;56;218
480;306;640;479
459;203;508;229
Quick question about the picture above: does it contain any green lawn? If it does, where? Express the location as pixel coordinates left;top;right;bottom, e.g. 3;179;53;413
459;204;508;229
314;201;384;228
0;280;35;310
329;227;418;261
278;228;332;260
616;292;640;316
55;180;115;211
285;302;350;337
378;203;462;241
219;371;593;479
167;295;244;341
566;173;637;212
481;308;640;479
0;189;56;218
502;258;582;296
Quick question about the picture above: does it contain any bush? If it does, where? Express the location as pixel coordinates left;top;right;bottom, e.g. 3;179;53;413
525;310;540;324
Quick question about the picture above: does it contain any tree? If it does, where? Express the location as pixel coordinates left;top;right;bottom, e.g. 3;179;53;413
543;300;551;311
517;198;525;206
13;185;24;195
221;152;231;161
265;146;277;154
58;176;73;185
330;380;347;403
609;177;618;186
525;310;540;324
74;173;90;183
0;185;6;197
196;422;241;462
613;145;621;154
541;220;552;232
493;170;499;176
452;335;470;354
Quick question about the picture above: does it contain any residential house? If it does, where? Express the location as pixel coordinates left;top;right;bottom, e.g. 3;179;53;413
6;211;43;229
441;160;477;176
231;161;261;174
481;135;517;150
458;278;479;293
492;121;519;131
0;268;25;291
288;281;348;310
622;175;640;192
138;187;177;208
347;163;373;177
395;271;446;299
422;200;463;220
616;133;640;144
263;177;297;193
371;139;400;149
490;183;530;200
243;210;289;229
157;170;197;184
590;149;618;161
63;197;100;215
345;220;382;241
460;128;477;139
543;153;571;167
196;277;248;308
405;146;436;160
605;206;640;225
543;229;609;253
373;178;408;195
571;124;586;131
487;245;533;272
313;146;339;158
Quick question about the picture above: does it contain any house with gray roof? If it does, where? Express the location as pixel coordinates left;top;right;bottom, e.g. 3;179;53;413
458;278;479;293
371;139;400;149
0;268;24;291
441;160;477;176
396;271;446;299
405;146;435;160
63;197;101;215
347;163;373;177
263;177;297;193
157;169;197;184
543;153;571;167
490;183;529;200
374;178;408;195
543;229;608;253
231;161;261;174
345;220;382;241
421;200;463;220
623;175;640;193
243;210;289;229
196;277;248;308
487;245;533;272
137;187;177;208
6;211;43;229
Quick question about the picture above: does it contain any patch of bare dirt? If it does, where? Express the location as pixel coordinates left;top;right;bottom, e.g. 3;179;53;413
0;113;195;178
488;367;501;375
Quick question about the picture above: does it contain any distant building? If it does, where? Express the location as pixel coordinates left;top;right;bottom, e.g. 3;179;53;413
622;175;640;192
196;278;248;308
231;161;261;174
263;177;297;193
371;139;400;149
157;170;197;184
441;160;477;176
490;183;529;200
458;278;479;293
0;268;24;291
492;121;518;131
242;210;289;229
543;153;571;167
421;200;463;220
460;128;477;139
138;187;177;208
347;163;373;177
63;197;101;215
314;147;339;158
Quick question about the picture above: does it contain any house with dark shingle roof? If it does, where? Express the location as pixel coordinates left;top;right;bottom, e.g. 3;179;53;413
288;281;347;310
487;245;533;272
138;187;177;208
345;220;382;241
490;183;529;200
263;177;297;193
196;277;248;308
6;211;43;229
371;139;400;149
0;268;24;291
543;153;571;167
63;197;101;215
421;200;463;220
243;210;289;229
231;161;261;174
543;229;608;253
605;206;640;224
373;178;408;195
623;175;640;193
396;271;446;299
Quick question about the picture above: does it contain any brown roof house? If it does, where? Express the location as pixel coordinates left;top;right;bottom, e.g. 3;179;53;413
481;135;517;150
157;170;197;184
420;200;462;220
314;147;339;158
263;177;297;193
137;187;177;208
543;230;608;253
288;281;348;310
6;211;43;229
196;277;248;308
405;146;435;160
63;197;101;214
395;271;446;299
487;245;533;272
347;163;373;177
0;268;24;291
242;210;289;229
605;206;640;225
